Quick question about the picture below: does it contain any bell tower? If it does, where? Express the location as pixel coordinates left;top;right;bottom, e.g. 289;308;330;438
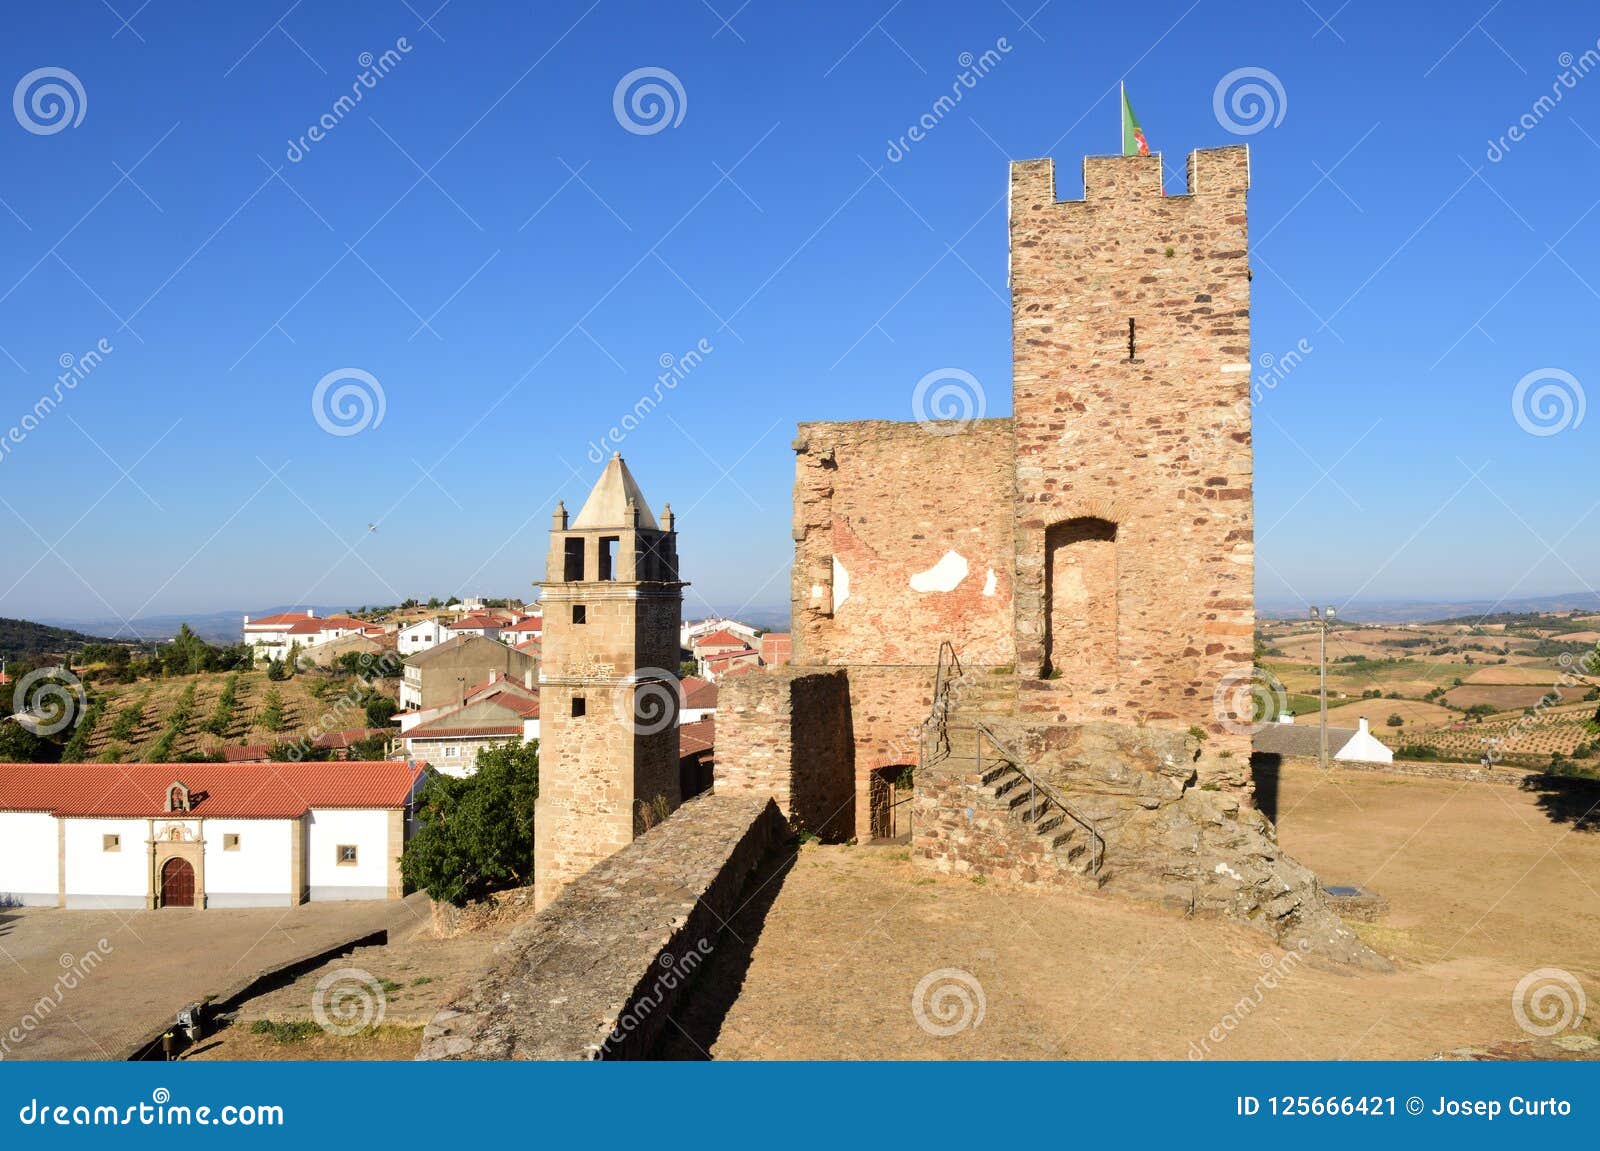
533;453;686;910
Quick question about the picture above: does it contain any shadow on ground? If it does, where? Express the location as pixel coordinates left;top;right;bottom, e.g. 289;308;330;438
1519;771;1600;831
653;837;798;1060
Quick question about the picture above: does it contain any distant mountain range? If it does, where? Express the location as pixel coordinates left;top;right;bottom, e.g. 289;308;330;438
34;606;351;647
36;602;795;647
1259;591;1600;624
0;617;122;661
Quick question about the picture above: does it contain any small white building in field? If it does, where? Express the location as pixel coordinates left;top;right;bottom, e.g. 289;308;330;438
0;761;427;909
1251;715;1395;764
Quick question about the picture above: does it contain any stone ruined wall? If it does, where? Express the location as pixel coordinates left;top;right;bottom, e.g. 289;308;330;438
421;794;785;1061
716;669;854;842
791;419;1016;668
844;665;935;841
1008;148;1255;766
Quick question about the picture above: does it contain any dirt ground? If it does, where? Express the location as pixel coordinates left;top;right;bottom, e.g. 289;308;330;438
183;892;538;1061
0;896;425;1060
703;761;1600;1060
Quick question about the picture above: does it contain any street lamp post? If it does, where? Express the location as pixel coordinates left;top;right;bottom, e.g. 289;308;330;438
1310;606;1337;771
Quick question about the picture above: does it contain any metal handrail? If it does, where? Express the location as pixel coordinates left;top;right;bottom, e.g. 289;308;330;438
920;642;1105;875
972;720;1105;875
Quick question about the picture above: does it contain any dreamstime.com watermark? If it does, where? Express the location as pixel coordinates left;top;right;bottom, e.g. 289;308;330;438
312;967;387;1036
1198;338;1315;464
0;339;114;467
11;667;88;737
286;37;414;162
13;66;86;135
885;37;1013;163
16;1088;283;1127
1213;664;1289;734
587;338;713;462
1511;367;1584;437
613;66;686;135
1486;41;1600;162
611;667;681;737
279;650;402;762
312;367;386;436
912;367;986;435
912;967;986;1037
1187;941;1312;1059
0;940;114;1061
1213;66;1287;136
599;938;715;1054
1512;967;1588;1038
1479;643;1597;766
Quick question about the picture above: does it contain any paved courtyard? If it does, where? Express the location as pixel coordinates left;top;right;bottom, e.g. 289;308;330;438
0;895;428;1060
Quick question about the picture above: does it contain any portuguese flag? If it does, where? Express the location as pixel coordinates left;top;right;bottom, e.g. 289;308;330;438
1121;84;1150;156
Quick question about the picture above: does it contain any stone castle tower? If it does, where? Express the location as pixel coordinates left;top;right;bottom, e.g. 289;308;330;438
533;453;684;910
1008;148;1255;753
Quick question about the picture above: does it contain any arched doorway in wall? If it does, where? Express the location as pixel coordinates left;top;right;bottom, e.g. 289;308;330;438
160;857;196;907
868;765;914;842
1042;517;1118;694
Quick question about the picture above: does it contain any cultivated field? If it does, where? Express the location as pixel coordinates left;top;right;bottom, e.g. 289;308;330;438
1260;611;1598;771
70;669;395;762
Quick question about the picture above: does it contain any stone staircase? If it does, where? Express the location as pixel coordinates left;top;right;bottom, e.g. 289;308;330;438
917;648;1105;887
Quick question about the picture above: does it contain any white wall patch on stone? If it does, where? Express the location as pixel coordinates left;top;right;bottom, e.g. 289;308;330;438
832;557;850;612
909;550;969;593
982;568;997;596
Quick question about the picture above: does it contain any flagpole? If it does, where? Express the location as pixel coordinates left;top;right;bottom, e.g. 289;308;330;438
1119;81;1124;153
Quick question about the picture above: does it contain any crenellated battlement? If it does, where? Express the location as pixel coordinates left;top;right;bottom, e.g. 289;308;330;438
1010;145;1249;209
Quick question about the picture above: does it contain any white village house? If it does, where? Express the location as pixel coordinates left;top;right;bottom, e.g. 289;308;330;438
0;761;426;909
242;610;388;663
398;617;450;655
1251;715;1396;764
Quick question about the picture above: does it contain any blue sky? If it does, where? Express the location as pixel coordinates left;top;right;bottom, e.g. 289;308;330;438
0;0;1596;629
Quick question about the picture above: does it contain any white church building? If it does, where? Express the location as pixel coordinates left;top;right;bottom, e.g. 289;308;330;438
0;761;427;909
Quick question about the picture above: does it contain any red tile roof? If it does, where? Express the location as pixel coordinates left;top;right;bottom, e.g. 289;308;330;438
446;614;503;631
681;676;718;709
679;717;715;756
504;616;544;633
405;725;523;740
221;745;271;763
706;649;760;668
0;761;426;819
244;611;315;628
693;629;750;650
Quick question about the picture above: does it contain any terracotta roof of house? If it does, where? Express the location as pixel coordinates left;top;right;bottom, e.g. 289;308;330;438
513;639;541;654
405;725;524;740
681;676;718;709
312;728;389;750
706;649;759;667
693;629;750;650
221;744;271;763
0;761;427;819
504;616;544;633
720;662;758;679
244;611;316;628
679;717;714;757
284;615;367;636
447;614;503;630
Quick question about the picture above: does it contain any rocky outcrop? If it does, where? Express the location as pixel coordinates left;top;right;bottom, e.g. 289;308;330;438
915;714;1388;970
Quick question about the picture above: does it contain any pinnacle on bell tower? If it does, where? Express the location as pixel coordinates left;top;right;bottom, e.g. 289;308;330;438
533;453;687;910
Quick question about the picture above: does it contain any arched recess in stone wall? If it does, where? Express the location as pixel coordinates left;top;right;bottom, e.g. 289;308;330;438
1041;517;1118;696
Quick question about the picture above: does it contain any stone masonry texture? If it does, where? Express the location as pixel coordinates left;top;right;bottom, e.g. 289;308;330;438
715;668;854;841
420;793;784;1060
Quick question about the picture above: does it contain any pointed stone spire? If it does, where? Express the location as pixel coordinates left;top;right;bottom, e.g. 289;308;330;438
573;452;660;530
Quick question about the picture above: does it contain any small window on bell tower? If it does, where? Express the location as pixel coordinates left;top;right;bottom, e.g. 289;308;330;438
572;604;586;625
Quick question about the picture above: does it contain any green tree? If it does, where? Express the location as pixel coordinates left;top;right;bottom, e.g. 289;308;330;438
1386;713;1404;727
400;740;539;906
364;694;398;729
265;658;288;682
260;687;286;733
0;718;57;763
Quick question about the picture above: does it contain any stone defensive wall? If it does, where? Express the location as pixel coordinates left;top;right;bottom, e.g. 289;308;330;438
714;668;855;841
419;793;784;1060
